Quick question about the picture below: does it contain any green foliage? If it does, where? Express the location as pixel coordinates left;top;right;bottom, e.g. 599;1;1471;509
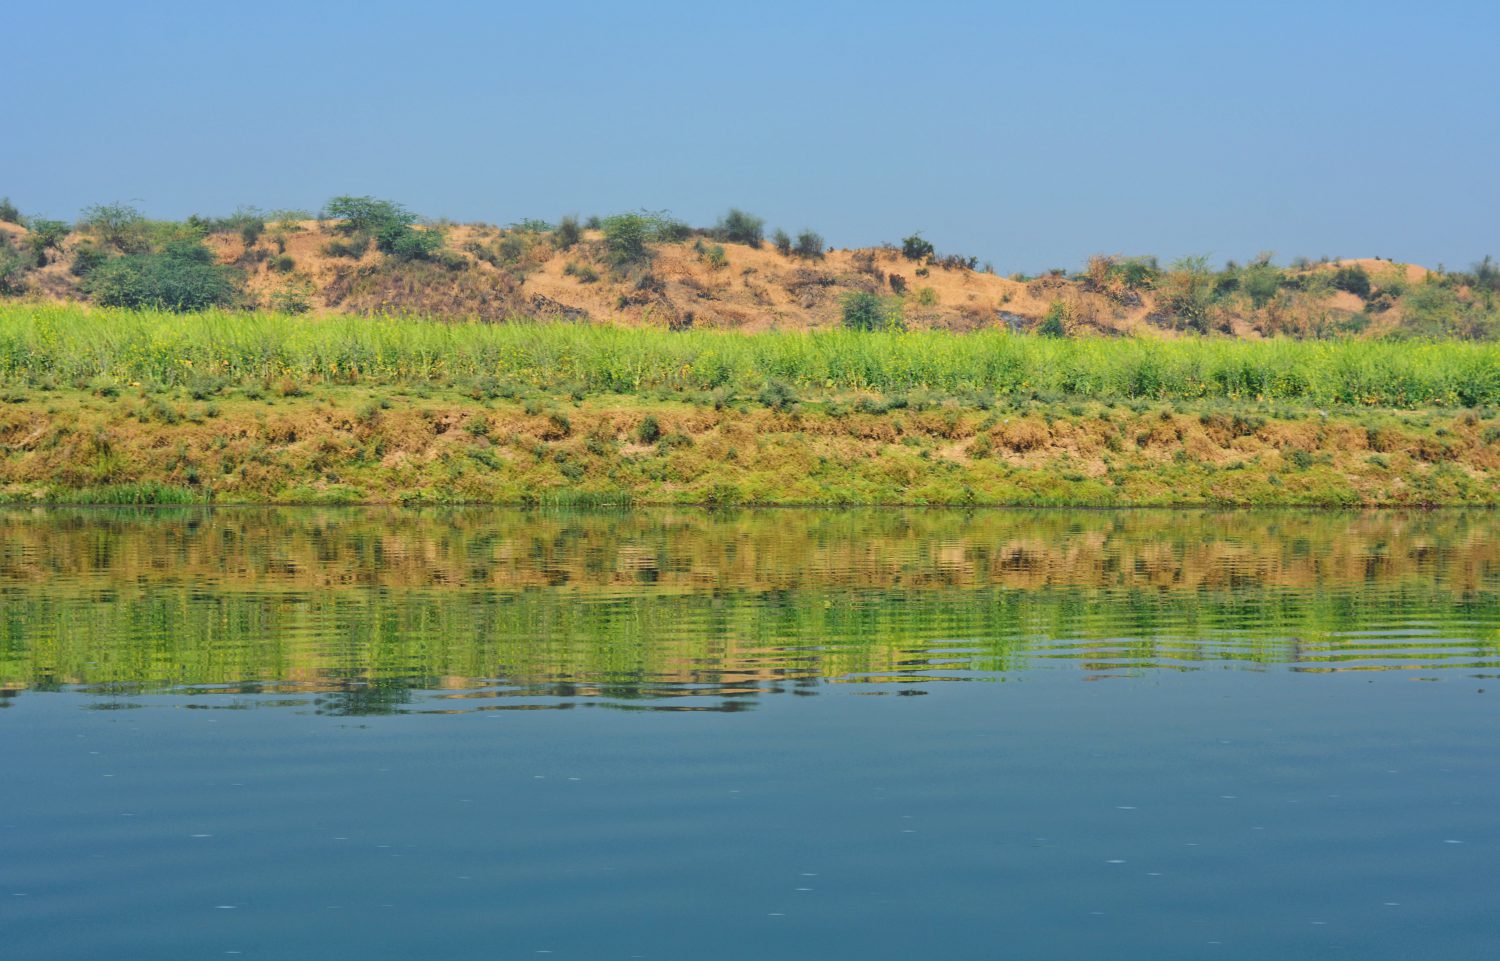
321;236;370;259
697;242;728;269
1240;257;1285;309
268;279;314;315
842;291;905;332
602;213;652;269
80;202;148;253
0;238;29;296
82;242;241;311
378;224;445;262
554;215;582;250
793;229;824;260
635;415;662;444
564;261;600;283
758;378;799;411
1470;256;1500;295
1039;301;1070;337
323;196;415;235
1398;283;1468;338
71;243;109;277
715;209;764;247
25;219;69;263
1162;256;1216;332
1331;264;1372;299
4;304;1499;409
772;229;792;256
1112;257;1160;290
902;233;935;261
0;197;23;225
239;219;265;247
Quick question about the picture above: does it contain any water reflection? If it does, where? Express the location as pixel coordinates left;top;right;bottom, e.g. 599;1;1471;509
1;508;1496;713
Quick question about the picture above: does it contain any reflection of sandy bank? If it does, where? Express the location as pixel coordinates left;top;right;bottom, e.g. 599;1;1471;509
0;508;1494;595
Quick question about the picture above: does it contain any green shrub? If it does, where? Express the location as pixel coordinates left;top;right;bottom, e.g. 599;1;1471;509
323;196;415;235
564;261;599;283
71;243;109;277
772;229;792;256
269;254;296;273
379;224;444;262
239;219;265;247
758;379;799;411
636;415;662;444
793;229;824;260
433;249;469;272
715;209;764;247
83;241;241;311
842;291;904;332
0;197;23;225
268;279;314;314
1331;264;1373;299
1470;256;1500;295
321;236;370;259
25;219;68;264
902;233;934;261
699;242;728;269
554;215;582;250
602;213;652;269
1039;301;1070;337
916;286;938;307
1240;257;1284;309
1113;256;1160;290
1161;256;1215;332
79;202;148;253
0;239;29;296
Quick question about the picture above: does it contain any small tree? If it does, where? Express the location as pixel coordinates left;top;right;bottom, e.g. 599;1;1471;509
793;229;824;260
1240;255;1284;309
379;224;445;261
902;233;935;261
80;202;148;253
1331;264;1373;299
715;208;764;247
1471;255;1500;294
25;219;69;264
323;196;415;235
1162;255;1215;332
1039;300;1070;337
0;238;29;295
601;213;651;269
0;197;23;225
554;215;582;250
772;229;792;256
842;291;904;332
83;240;242;311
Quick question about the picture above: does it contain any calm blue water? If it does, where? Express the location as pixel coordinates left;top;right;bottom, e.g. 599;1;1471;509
2;509;1498;960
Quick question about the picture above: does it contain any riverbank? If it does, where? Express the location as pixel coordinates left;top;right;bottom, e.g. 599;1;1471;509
1;306;1497;506
1;384;1496;506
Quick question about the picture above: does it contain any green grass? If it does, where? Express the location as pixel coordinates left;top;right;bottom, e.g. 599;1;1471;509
2;303;1499;407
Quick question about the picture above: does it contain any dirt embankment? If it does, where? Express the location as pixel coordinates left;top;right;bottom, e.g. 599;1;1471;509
8;216;1437;337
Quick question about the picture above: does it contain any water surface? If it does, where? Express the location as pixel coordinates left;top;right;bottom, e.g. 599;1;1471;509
2;509;1498;959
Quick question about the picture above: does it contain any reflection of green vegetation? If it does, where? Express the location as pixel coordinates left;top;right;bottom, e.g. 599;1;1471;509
1;509;1497;711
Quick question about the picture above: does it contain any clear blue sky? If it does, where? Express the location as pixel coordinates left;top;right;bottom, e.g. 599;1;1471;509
8;0;1498;272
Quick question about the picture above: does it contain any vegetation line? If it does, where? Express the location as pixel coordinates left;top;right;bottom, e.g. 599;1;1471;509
3;304;1499;407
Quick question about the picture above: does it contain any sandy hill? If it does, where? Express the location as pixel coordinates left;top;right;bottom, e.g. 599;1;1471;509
4;216;1452;338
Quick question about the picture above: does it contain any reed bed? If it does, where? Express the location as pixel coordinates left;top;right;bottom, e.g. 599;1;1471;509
2;304;1496;407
